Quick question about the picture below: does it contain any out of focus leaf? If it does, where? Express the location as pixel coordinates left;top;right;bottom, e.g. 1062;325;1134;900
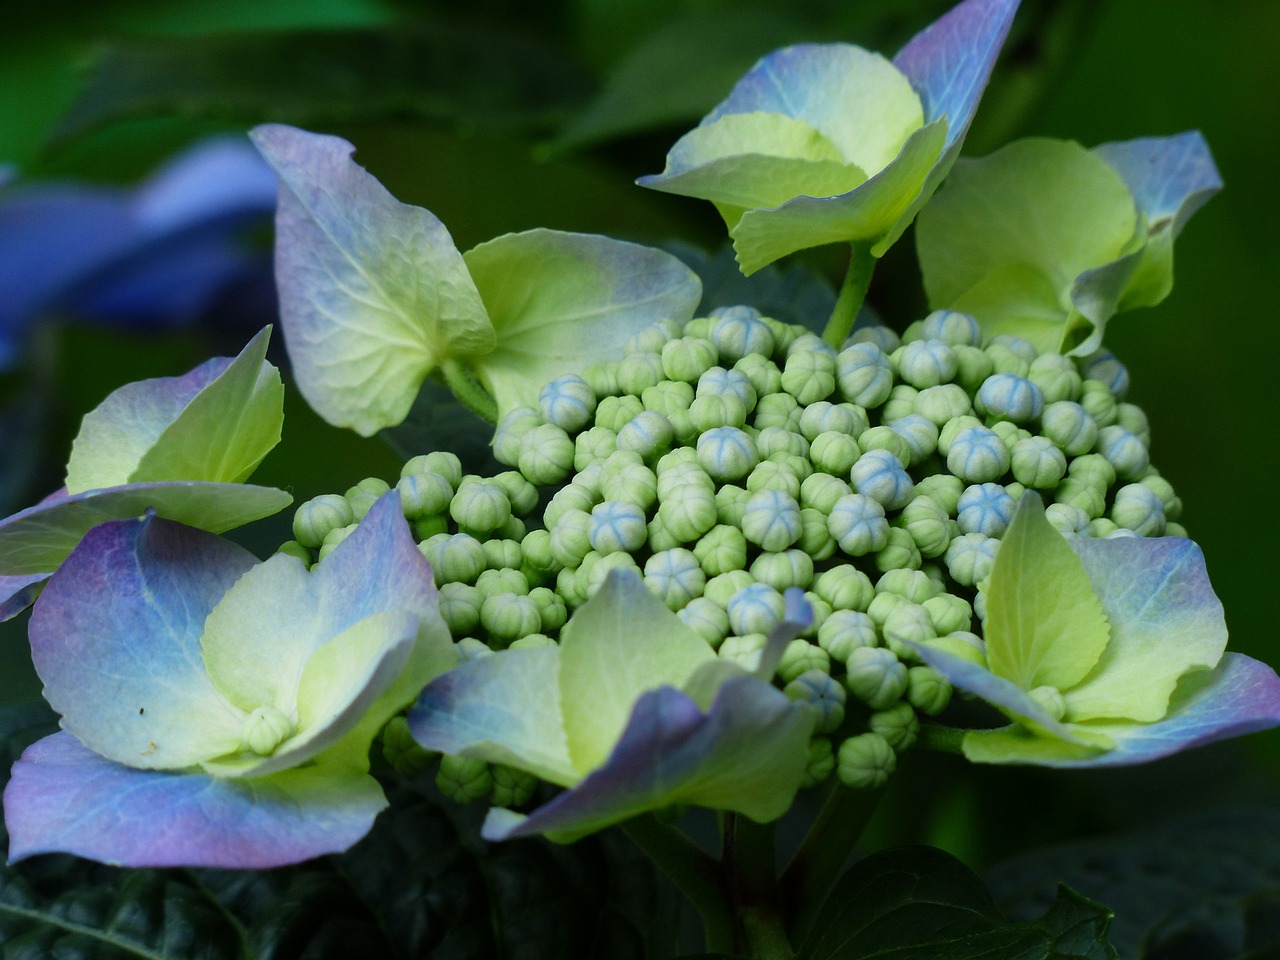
52;27;593;148
800;845;1116;959
988;809;1280;960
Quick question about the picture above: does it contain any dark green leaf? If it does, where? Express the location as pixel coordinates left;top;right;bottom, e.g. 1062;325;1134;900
988;810;1280;960
799;845;1116;960
51;28;593;148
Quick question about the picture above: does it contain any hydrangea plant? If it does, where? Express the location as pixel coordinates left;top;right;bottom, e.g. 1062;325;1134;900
2;0;1277;956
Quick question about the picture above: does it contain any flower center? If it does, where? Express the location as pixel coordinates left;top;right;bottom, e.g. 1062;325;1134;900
242;705;295;756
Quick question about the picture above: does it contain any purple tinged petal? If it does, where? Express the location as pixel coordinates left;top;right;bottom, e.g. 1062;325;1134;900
0;573;47;622
29;515;254;769
893;0;1021;145
1093;132;1222;234
483;675;814;842
753;586;813;681
131;135;278;235
5;732;386;868
409;646;577;787
1034;654;1280;767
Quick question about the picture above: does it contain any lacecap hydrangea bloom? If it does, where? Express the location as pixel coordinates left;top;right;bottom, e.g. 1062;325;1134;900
276;297;1278;835
0;327;290;620
4;493;454;868
637;0;1020;274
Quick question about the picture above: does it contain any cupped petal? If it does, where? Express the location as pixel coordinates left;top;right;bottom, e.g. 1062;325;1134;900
408;645;578;787
0;481;292;577
464;229;701;421
985;493;1110;693
202;610;418;779
917;138;1140;354
201;492;438;715
1065;535;1226;723
65;356;227;493
559;569;715;775
482;675;815;842
5;732;387;868
251;124;495;436
29;515;253;769
130;327;284;485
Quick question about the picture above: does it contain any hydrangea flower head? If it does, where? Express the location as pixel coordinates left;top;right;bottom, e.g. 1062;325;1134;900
910;494;1280;765
637;0;1020;274
0;328;290;620
4;492;455;867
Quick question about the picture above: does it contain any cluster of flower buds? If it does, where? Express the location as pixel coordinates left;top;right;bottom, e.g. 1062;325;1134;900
281;304;1180;803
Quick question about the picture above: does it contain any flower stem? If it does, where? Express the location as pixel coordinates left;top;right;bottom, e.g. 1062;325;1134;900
778;783;884;943
621;815;735;955
441;359;499;425
917;723;969;754
725;815;793;959
821;242;876;349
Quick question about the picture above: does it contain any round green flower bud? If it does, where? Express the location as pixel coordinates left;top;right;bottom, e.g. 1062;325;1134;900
777;640;831;685
1080;349;1129;398
293;494;356;549
719;633;768;671
914;383;972;428
596;394;645;433
1039;400;1098;456
814;564;875;612
381;716;438;776
913;475;962;516
589;500;648;555
817;608;878;663
705;569;756;608
785;670;846;734
836;342;893;408
662;336;719;383
402;450;463;489
875;569;939;605
396;471;454;521
741;489;803;552
572;464;603;501
644;548;706;610
919;309;980;347
870;701;919;753
798;400;866;441
658;462;713;499
944;533;999;587
437;754;492;804
881;601;936;658
984;341;1031;378
456;637;492;662
677;597;731;648
897;495;951;558
518;424;575;487
937;414;983;456
923;593;973;636
556;565;586;609
956;482;1015;538
801;737;836;789
1068;453;1117;487
489;764;538;808
881;385;919;425
318;524;357;562
1110;483;1165;536
1028;685;1067;721
549;508;593;568
481;539;522;575
684;315;713;340
1097;424;1149;481
781;349;837;405
689;392;748;433
698;365;759;410
1115;402;1150;445
845;646;908;710
450;481;511;534
492;407;543;467
616;352;665;396
846;324;899;352
695;426;758;482
626;317;682;355
543;481;596;529
743;460;801;500
242;704;294;756
1027;353;1082;404
946;425;1011;483
710;306;775;362
726;582;786;636
952;344;994;394
732;354;781;399
796;508;836;562
414;515;448;541
578;550;640;600
1011;435;1068;489
642;379;695;418
436;582;482;637
596;463;655;513
797;473;849;516
521;586;564;634
1139;472;1182;521
692;524;748;577
431;533;489;586
1044;502;1090;537
977;373;1044;424
906;666;952;716
669;408;699;446
866;589;907;629
492;472;539;518
837;732;897;789
890;415;939;467
617;410;675;461
581;359;620;398
856;427;910;468
850;449;914;510
475;567;529;600
574;426;617;472
1165;521;1189;538
754;425;807;460
658;483;719;542
750;549;814;591
275;540;312;565
538;375;596;433
894;339;958;389
1079;379;1118;427
1055;476;1106;520
754;392;803;432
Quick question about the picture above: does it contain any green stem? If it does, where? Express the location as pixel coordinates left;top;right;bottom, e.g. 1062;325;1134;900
779;783;885;943
916;723;969;754
725;815;793;959
621;815;735;955
821;242;876;349
441;359;499;425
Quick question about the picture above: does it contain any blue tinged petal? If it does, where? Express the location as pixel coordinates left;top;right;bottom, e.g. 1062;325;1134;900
409;645;578;787
251;124;495;436
29;516;254;769
1093;132;1222;233
130;135;279;235
1066;535;1227;722
0;573;47;621
482;675;814;842
4;732;387;868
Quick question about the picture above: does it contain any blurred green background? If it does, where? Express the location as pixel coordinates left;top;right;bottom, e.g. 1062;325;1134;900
1;0;1276;902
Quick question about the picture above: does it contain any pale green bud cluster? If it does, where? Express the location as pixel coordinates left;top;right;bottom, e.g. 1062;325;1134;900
280;307;1182;804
